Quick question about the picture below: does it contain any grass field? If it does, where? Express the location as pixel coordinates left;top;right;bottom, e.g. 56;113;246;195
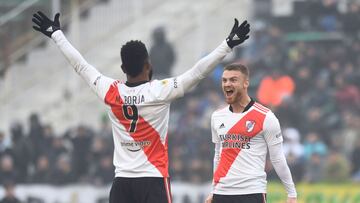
268;182;360;203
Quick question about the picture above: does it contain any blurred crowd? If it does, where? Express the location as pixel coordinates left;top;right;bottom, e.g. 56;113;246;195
1;0;360;191
0;113;114;187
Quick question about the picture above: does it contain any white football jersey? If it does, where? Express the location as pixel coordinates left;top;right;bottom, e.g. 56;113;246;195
211;100;283;195
96;78;184;177
52;30;231;178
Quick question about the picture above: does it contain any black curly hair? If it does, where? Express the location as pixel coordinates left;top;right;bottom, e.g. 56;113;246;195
120;40;149;77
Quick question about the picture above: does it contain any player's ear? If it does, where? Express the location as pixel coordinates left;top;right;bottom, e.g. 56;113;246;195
244;79;249;89
144;60;151;71
121;64;127;74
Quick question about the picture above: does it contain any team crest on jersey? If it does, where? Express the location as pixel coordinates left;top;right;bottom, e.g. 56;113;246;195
245;120;255;132
161;80;168;85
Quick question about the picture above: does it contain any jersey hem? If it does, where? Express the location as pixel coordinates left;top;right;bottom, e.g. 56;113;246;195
213;189;266;196
115;173;168;178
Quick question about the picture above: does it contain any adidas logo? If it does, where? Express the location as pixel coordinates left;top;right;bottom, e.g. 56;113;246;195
233;34;240;40
219;123;225;129
46;26;53;32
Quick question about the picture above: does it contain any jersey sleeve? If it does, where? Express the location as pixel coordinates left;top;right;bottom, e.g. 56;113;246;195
175;41;232;97
212;142;221;193
51;30;115;100
149;41;231;102
268;143;297;198
263;111;283;146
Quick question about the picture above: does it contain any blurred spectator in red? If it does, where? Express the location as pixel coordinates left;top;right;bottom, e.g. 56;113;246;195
257;70;295;107
334;75;360;109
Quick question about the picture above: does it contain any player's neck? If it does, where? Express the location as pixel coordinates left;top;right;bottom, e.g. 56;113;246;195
126;73;149;84
231;95;251;113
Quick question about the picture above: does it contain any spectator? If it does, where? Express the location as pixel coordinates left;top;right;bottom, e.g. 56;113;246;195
0;181;21;203
68;126;92;181
324;151;351;182
92;155;114;186
30;155;51;183
282;127;304;159
351;139;360;176
50;154;75;185
0;131;11;156
9;122;33;183
341;2;360;37
149;26;176;79
257;70;295;107
0;155;18;185
303;153;324;183
28;113;44;160
303;132;328;161
48;136;68;166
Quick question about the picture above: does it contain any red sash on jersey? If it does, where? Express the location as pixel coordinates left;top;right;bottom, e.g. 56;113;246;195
213;109;267;185
105;82;169;177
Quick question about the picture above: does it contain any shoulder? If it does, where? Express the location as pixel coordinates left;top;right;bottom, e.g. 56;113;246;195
212;105;229;117
253;102;271;114
149;78;177;88
248;102;279;129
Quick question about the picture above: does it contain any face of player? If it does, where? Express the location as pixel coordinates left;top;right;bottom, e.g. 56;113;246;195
222;70;249;104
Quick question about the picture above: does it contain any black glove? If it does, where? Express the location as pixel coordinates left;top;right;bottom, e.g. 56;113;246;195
32;11;61;38
226;19;250;49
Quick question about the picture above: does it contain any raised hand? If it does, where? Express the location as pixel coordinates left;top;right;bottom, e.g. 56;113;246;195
32;11;61;38
226;19;250;49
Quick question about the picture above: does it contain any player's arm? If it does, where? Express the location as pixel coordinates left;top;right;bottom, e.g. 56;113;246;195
264;112;297;201
150;19;249;102
268;143;297;202
32;11;113;99
178;19;250;93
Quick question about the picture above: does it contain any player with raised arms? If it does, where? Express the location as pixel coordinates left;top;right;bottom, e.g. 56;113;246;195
32;11;250;203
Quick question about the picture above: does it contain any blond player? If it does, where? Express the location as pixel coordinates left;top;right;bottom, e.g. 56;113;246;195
205;64;297;203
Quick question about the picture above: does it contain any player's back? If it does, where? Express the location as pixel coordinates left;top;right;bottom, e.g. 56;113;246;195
102;78;184;178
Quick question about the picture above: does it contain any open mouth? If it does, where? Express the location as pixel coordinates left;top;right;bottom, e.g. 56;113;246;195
225;90;234;97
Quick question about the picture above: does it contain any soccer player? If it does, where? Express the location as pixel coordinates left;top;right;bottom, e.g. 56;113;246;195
32;11;250;203
205;64;297;203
